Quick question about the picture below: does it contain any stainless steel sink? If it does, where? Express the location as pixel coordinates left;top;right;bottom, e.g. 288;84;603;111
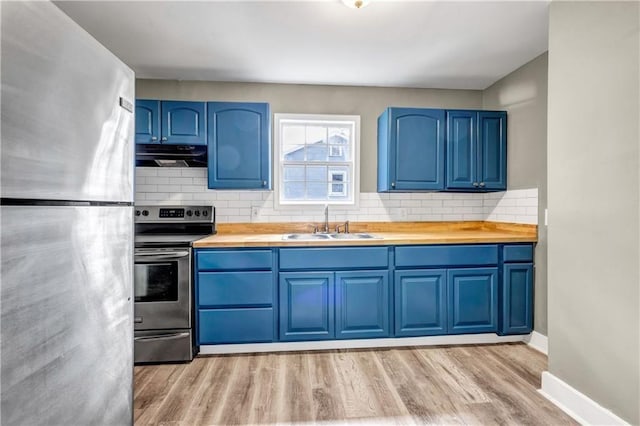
282;233;331;240
282;232;379;240
328;233;379;240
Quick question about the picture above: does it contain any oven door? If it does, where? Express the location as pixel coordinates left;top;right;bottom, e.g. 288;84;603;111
134;247;191;330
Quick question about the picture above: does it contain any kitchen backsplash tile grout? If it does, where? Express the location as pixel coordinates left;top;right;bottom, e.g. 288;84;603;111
135;167;538;225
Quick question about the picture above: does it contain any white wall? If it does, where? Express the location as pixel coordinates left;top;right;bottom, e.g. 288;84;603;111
483;53;549;335
547;2;640;423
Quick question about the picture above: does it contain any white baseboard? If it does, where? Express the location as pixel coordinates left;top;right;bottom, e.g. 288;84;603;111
199;333;526;355
540;371;629;425
524;330;548;355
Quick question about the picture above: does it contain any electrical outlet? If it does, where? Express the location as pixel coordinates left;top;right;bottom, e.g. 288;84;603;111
399;208;408;219
251;206;260;222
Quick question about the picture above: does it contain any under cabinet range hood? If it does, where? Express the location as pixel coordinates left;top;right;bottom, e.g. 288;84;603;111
136;144;207;167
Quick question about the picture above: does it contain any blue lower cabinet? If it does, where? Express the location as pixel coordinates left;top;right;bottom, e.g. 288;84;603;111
447;268;498;334
279;272;334;341
335;271;390;339
394;270;447;337
198;308;274;344
500;263;533;335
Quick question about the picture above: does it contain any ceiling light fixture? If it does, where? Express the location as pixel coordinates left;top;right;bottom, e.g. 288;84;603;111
341;0;371;9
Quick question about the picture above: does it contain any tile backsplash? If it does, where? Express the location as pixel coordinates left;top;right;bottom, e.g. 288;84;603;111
135;168;538;225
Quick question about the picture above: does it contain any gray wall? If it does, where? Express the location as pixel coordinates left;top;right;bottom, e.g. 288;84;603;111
482;53;548;335
136;80;482;192
547;2;639;423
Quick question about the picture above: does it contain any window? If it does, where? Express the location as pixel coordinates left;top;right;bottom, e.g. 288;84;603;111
274;114;360;206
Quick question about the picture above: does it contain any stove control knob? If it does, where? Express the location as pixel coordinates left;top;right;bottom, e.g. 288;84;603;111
141;210;149;216
135;210;141;217
186;210;193;217
194;210;201;217
202;210;208;217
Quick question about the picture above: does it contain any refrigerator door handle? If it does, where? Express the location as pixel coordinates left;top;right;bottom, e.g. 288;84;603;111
134;332;190;342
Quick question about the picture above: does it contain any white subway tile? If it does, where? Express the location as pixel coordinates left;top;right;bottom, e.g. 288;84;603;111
157;169;182;177
135;193;146;201
443;200;465;207
228;200;251;208
136;168;158;177
239;192;263;201
145;193;169;200
136;184;157;192
526;206;538;216
144;177;170;185
400;200;422;207
422;200;443;208
157;185;182;192
169;177;193;185
181;168;207;177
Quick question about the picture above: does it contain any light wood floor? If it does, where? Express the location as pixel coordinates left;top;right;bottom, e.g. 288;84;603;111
134;343;576;425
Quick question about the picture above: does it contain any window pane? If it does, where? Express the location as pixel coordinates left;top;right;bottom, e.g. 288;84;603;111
306;166;327;182
282;124;306;161
328;182;349;200
328;166;350;182
307;183;328;200
306;126;327;145
328;145;348;162
306;143;328;161
283;182;305;200
283;166;305;181
328;127;350;144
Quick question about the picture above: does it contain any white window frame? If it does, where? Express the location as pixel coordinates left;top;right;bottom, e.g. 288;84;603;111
274;113;360;209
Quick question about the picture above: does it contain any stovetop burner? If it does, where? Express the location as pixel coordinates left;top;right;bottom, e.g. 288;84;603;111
135;205;216;248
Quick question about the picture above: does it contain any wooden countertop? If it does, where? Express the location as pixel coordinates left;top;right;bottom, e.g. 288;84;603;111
192;221;537;248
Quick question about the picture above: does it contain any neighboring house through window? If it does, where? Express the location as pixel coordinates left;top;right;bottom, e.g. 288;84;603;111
274;113;360;206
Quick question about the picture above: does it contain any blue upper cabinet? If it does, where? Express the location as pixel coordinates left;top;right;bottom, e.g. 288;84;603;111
446;110;506;191
478;112;507;190
161;101;207;145
446;110;476;189
207;102;271;190
135;100;206;145
378;108;445;191
135;100;160;144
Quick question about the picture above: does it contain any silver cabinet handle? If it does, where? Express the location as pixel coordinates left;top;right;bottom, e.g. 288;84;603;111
161;137;168;141
134;332;189;342
150;136;158;141
262;180;267;186
473;182;479;187
479;182;485;187
391;182;396;188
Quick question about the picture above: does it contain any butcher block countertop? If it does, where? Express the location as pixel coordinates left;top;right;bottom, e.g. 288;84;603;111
192;221;537;248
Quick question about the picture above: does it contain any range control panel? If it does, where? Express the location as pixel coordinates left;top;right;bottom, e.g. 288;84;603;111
135;205;214;223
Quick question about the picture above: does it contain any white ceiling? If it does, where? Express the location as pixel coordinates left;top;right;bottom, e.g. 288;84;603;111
55;0;549;90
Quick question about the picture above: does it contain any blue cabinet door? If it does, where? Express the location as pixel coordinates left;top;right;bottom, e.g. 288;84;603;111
161;101;207;145
446;110;477;189
394;270;446;337
279;272;334;341
207;102;271;190
335;271;389;339
135;99;160;144
378;108;445;191
478;111;507;190
447;268;498;334
500;263;533;335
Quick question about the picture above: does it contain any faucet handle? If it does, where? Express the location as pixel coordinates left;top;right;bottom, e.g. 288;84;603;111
308;223;319;234
335;220;350;234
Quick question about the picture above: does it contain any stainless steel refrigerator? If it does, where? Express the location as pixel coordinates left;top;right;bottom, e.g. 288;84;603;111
1;2;135;424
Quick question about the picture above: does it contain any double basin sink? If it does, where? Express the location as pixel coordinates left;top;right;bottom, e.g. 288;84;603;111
282;233;379;241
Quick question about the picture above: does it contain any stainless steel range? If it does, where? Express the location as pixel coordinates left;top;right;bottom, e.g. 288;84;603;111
134;205;215;363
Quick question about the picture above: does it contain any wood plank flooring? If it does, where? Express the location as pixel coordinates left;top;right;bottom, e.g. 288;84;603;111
134;343;576;425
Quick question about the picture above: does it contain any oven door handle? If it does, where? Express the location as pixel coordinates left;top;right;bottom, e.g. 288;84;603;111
135;251;190;261
134;332;190;342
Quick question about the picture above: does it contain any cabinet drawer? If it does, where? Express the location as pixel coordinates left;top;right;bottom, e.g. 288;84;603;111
280;247;388;270
198;272;273;307
503;245;534;263
197;249;272;271
198;308;273;344
395;245;498;267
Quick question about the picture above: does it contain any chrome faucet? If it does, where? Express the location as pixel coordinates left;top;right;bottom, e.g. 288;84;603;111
323;204;329;233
